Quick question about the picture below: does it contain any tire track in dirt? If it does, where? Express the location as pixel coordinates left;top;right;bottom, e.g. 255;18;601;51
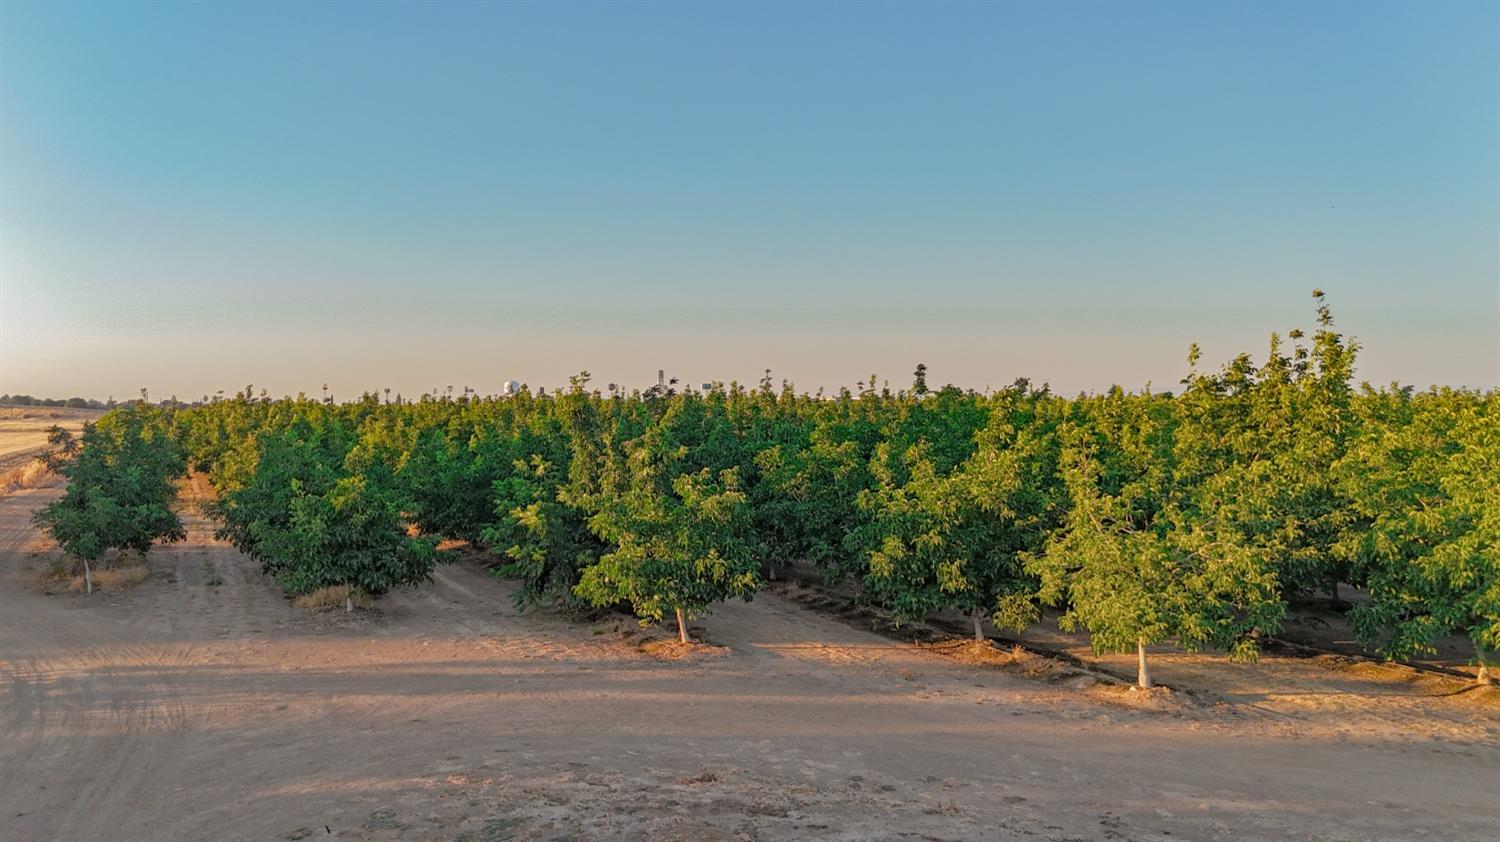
2;478;221;837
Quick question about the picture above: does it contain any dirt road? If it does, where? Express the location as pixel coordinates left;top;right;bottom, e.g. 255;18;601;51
2;475;1496;841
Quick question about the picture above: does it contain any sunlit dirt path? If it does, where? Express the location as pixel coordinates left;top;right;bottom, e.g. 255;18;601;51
2;476;1497;841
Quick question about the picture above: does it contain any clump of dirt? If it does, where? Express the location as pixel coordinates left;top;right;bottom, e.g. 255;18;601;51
921;639;1087;685
596;618;732;661
923;639;1016;667
1089;682;1186;711
363;807;406;830
1001;648;1076;682
1337;658;1422;683
1061;673;1105;691
638;637;729;661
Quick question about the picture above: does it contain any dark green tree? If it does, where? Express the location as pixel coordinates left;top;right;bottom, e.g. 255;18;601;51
1030;390;1282;688
33;404;187;593
575;394;760;642
1337;387;1497;684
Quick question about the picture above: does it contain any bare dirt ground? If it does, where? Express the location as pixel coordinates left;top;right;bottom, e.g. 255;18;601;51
2;472;1497;841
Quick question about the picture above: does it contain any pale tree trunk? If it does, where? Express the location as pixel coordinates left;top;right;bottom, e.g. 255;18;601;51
1136;638;1152;690
674;607;689;644
83;559;93;595
345;594;354;614
1329;576;1342;605
1476;640;1492;686
971;609;986;642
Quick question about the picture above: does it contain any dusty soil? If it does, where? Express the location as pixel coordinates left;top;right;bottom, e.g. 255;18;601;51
777;564;1498;728
2;473;1497;841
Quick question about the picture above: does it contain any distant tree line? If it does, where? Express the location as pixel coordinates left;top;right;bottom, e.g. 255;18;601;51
2;395;112;409
4;393;216;410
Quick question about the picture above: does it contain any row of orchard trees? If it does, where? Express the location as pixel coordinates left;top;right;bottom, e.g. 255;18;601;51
37;294;1497;685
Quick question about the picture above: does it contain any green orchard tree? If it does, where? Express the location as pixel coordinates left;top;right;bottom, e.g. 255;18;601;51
1246;291;1361;600
578;467;759;643
1168;292;1360;609
1337;387;1498;684
575;394;760;642
210;417;350;560
213;418;438;608
955;388;1063;637
852;439;971;627
747;390;868;581
483;411;604;609
33;404;187;592
850;380;1054;639
256;471;440;610
1030;390;1283;688
911;363;929;397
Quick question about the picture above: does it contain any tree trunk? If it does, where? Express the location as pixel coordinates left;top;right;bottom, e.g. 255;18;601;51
971;609;986;642
1329;576;1342;605
83;559;93;595
1136;638;1152;690
1476;640;1492;686
674;607;689;644
345;594;354;614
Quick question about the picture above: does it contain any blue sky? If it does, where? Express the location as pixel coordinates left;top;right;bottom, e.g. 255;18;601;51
2;1;1496;399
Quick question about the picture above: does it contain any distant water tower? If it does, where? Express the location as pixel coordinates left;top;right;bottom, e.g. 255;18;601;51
502;380;521;397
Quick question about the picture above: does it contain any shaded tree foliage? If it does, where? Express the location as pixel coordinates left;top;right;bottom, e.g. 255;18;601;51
33;404;187;592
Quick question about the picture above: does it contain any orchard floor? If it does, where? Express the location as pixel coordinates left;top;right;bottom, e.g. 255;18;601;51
2;474;1497;842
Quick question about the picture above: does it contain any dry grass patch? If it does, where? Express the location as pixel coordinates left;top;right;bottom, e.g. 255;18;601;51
293;585;373;612
68;565;148;592
0;459;49;495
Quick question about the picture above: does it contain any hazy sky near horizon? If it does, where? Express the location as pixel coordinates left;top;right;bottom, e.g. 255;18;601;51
2;1;1496;400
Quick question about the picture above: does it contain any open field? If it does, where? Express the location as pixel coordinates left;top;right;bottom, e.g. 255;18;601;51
2;471;1496;842
0;406;101;479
